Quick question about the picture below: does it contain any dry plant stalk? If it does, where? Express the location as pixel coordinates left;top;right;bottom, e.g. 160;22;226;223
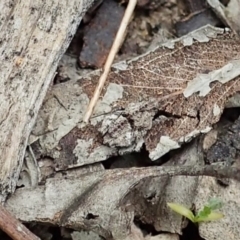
83;0;138;122
0;205;40;240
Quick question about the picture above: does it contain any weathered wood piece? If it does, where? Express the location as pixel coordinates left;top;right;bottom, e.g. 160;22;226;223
0;0;95;200
9;115;240;239
30;25;240;172
6;161;240;239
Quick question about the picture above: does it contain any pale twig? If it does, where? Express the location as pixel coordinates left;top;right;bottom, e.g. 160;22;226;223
83;0;137;123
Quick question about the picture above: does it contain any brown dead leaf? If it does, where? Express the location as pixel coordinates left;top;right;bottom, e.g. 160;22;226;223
31;25;240;170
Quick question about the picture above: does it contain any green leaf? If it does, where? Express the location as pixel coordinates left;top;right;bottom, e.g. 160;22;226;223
206;198;223;210
196;206;211;219
167;203;195;222
195;211;224;223
196;198;224;221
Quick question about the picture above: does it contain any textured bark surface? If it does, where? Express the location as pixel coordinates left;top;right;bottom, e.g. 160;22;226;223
0;0;95;200
6;160;240;239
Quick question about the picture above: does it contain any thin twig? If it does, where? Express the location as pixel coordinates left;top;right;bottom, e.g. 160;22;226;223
83;0;138;123
0;205;40;240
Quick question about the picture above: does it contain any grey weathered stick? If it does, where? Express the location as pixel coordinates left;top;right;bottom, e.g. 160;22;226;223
0;0;95;201
6;164;240;224
206;0;240;34
5;160;240;239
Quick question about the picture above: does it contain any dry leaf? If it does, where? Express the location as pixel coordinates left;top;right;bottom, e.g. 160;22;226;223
30;25;240;171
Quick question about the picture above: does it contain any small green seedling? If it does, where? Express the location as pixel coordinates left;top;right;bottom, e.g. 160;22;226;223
167;198;224;223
